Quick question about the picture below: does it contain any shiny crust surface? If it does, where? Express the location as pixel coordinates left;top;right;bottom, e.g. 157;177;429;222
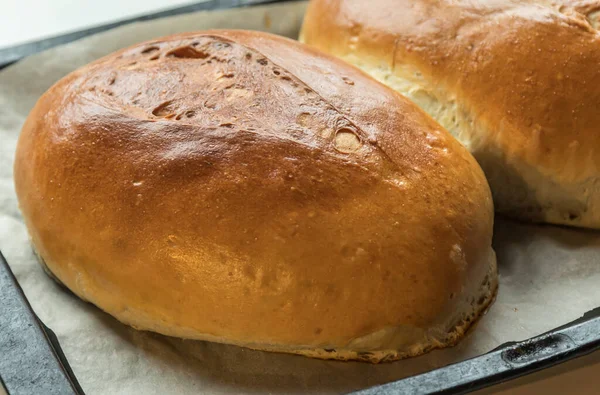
301;0;600;227
14;30;495;361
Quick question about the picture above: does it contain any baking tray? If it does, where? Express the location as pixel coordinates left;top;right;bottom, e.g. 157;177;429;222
1;1;599;394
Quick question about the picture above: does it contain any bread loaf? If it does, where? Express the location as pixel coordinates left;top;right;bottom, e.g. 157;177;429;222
300;0;600;228
14;30;497;362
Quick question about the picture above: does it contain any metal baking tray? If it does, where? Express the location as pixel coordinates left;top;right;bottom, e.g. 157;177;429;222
1;1;599;394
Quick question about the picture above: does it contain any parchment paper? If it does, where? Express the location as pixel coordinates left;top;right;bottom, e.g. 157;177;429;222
1;2;599;394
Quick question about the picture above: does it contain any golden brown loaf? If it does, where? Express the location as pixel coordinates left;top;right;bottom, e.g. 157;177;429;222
14;30;496;362
300;0;600;228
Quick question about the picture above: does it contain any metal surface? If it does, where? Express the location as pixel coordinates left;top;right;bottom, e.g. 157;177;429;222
354;308;600;394
0;252;85;395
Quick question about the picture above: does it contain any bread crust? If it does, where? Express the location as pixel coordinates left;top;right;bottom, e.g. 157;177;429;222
15;30;497;362
300;0;600;228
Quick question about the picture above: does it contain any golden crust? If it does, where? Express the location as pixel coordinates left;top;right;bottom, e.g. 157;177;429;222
15;30;496;361
300;0;600;228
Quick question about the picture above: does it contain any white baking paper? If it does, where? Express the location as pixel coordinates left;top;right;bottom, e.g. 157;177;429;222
1;2;599;394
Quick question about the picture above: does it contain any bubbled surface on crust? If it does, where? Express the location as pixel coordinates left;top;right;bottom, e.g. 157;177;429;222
300;0;600;228
14;30;496;362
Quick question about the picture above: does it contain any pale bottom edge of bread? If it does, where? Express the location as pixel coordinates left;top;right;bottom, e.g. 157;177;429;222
32;242;498;364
